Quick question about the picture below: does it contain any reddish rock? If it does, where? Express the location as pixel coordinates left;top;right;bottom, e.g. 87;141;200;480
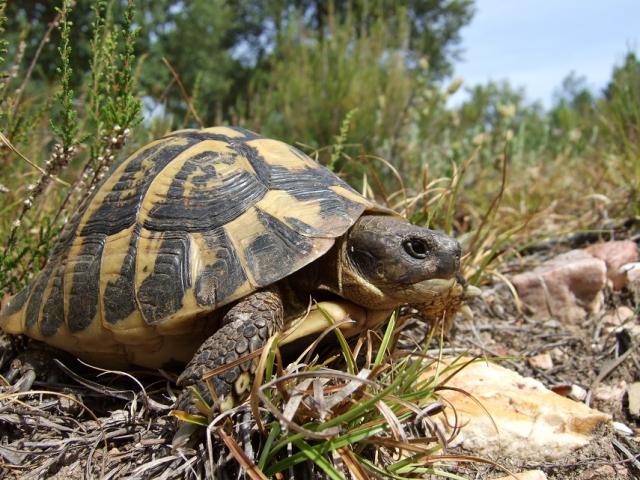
586;240;638;289
511;250;606;323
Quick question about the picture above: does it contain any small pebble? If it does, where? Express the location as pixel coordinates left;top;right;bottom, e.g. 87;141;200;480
528;352;553;370
628;382;640;418
569;384;587;402
612;421;633;436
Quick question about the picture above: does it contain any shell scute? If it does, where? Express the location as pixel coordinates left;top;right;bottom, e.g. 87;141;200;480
65;234;106;333
79;137;195;237
136;231;191;325
192;227;251;308
102;225;140;324
41;264;65;337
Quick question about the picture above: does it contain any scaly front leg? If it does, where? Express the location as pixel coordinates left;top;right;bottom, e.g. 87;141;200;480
176;289;284;414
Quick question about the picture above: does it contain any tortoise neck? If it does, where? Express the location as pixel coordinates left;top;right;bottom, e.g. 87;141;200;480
316;233;395;310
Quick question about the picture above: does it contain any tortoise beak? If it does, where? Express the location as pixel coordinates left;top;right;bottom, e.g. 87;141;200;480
431;232;461;279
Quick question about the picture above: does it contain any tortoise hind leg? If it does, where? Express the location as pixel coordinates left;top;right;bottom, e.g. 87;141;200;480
176;289;284;414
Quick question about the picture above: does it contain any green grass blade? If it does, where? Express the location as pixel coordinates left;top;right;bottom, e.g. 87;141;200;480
373;311;396;368
257;421;281;471
293;438;344;480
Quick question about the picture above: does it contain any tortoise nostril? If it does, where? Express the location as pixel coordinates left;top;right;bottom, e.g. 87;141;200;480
452;242;462;260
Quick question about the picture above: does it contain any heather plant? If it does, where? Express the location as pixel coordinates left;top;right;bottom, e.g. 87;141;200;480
0;0;142;295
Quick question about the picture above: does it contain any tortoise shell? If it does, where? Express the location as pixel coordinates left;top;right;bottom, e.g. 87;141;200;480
0;127;384;367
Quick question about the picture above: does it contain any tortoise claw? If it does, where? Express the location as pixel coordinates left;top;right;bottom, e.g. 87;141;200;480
1;345;55;393
2;356;37;392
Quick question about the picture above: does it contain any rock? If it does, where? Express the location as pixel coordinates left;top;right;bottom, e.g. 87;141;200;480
492;470;547;480
427;359;611;462
628;382;640;418
624;262;640;304
550;347;567;363
591;380;627;417
586;240;638;289
601;306;635;326
570;384;588;402
550;383;588;402
528;352;553;370
612;421;633;436
511;250;606;323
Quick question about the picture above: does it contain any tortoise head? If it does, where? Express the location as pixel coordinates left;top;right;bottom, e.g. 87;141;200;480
338;215;462;309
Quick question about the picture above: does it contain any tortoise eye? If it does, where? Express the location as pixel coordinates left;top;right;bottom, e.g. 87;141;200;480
403;238;429;259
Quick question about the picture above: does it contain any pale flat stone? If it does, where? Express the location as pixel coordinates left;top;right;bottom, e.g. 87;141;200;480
628;382;640;418
511;250;606;322
612;421;633;435
586;241;638;289
427;359;611;462
492;470;547;480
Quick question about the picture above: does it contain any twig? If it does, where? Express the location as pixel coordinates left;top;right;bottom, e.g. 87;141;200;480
612;438;640;470
11;13;61;116
0;132;69;186
162;57;204;127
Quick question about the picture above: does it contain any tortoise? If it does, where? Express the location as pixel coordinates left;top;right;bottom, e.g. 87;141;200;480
0;126;468;411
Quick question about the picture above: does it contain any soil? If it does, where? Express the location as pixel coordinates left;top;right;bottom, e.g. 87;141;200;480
0;233;638;479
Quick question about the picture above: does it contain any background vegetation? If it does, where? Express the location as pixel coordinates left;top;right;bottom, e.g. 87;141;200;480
1;0;638;295
0;1;639;477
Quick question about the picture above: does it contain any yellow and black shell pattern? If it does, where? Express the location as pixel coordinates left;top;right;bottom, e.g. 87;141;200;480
0;127;379;367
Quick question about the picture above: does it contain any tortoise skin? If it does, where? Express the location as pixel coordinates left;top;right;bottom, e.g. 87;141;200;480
0;127;385;368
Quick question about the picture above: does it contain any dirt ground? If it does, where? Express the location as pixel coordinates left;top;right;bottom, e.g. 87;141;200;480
0;233;638;479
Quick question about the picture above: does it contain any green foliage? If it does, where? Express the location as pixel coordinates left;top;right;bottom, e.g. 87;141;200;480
600;53;640;176
138;0;240;125
0;1;7;74
50;0;79;148
329;107;358;171
0;0;143;294
105;1;142;131
5;0;474;126
244;3;463;184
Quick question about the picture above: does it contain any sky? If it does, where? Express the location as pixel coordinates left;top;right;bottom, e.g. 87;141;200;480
450;0;640;108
